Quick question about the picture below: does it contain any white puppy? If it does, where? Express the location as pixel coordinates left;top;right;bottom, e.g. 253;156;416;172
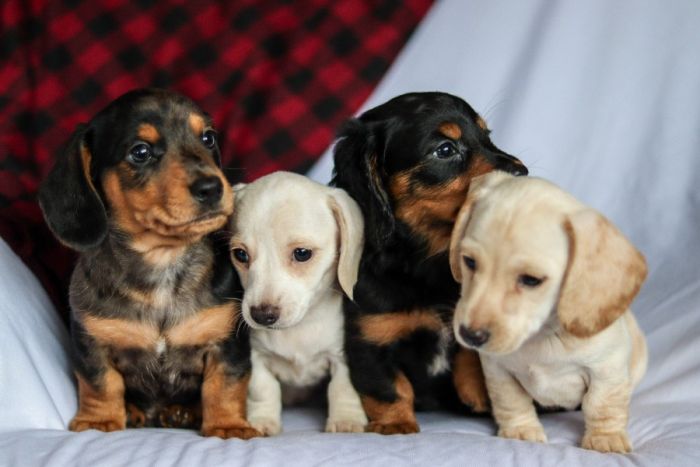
449;171;648;453
230;171;367;435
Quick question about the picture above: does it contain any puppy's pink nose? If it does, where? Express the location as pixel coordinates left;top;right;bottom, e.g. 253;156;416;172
250;304;280;326
459;326;490;348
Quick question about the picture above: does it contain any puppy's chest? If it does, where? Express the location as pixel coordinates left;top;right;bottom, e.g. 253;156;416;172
253;321;343;387
501;346;589;409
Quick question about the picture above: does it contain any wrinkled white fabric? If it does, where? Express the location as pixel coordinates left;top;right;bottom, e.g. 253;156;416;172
2;0;700;465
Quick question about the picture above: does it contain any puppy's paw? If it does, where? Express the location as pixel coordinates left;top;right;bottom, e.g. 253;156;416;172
69;416;125;432
581;431;632;453
498;424;548;443
325;418;366;433
248;416;282;436
366;420;419;435
455;377;490;413
202;423;263;440
158;404;201;429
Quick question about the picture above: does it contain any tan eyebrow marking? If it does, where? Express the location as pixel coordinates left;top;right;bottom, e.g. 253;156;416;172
137;124;160;143
438;122;462;140
188;113;206;135
476;116;488;131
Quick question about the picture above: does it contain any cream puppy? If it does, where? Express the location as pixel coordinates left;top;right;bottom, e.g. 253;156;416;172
230;171;367;435
449;171;648;453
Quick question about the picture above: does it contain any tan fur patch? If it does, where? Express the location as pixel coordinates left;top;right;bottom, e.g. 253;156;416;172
80;145;98;194
358;309;443;346
189;113;205;135
438;122;462;140
82;315;159;350
390;156;495;255
200;357;260;439
476;116;488;131
452;348;490;412
137;123;160;143
167;304;238;347
69;370;126;432
362;372;418;434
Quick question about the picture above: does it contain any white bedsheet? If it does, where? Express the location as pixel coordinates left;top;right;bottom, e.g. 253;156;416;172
2;0;700;465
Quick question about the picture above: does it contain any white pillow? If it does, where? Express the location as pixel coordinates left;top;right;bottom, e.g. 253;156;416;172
0;237;75;430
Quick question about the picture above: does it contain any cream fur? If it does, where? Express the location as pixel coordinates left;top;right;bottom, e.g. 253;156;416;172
450;172;648;453
230;171;367;435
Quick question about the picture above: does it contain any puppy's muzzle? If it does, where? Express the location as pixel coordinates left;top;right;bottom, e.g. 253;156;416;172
250;304;280;326
190;176;223;207
459;326;490;348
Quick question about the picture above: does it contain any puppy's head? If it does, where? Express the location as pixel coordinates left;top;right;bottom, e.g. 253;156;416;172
39;88;232;256
449;172;647;354
230;172;363;330
331;92;527;255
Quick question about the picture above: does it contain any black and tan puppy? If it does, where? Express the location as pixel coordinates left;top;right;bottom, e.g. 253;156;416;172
39;88;260;438
331;92;528;434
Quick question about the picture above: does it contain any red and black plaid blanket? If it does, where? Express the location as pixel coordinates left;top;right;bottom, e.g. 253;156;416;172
0;0;433;314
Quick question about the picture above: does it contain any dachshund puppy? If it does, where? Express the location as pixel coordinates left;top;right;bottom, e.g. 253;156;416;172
331;92;528;434
449;171;648;452
39;88;260;439
229;172;367;435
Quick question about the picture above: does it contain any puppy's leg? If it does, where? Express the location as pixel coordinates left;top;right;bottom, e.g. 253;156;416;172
325;358;368;433
452;347;490;413
201;350;261;439
581;374;633;453
346;340;418;434
69;327;126;432
70;367;126;432
246;351;283;436
482;359;547;443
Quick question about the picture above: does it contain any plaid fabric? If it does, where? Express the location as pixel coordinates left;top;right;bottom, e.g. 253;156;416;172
0;0;432;315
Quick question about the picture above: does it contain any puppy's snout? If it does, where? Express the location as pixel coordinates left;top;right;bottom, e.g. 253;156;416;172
495;153;528;176
250;304;280;326
190;176;223;206
459;326;490;348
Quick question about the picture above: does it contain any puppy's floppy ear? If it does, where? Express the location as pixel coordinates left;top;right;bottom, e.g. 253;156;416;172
558;209;647;337
327;187;365;301
449;171;514;282
330;118;394;247
38;124;108;251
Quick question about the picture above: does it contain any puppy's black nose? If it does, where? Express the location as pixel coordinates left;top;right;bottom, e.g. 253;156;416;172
508;162;528;176
190;176;223;206
459;326;490;347
250;305;280;326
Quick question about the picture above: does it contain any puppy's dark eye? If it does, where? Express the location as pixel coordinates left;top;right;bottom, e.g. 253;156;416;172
464;256;476;271
433;142;458;159
518;275;544;287
201;129;217;149
128;143;153;165
232;248;249;264
293;248;312;262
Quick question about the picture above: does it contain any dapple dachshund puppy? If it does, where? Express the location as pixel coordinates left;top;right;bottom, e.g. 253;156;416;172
331;92;528;434
39;88;260;438
449;172;647;453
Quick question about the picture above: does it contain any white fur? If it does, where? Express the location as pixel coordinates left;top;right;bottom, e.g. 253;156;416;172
450;172;648;453
230;172;367;435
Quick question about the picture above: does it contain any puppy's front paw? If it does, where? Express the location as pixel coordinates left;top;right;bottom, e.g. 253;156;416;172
69;416;125;432
325;418;366;433
581;431;631;453
498;424;548;443
366;420;419;435
202;423;262;439
248;416;282;436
